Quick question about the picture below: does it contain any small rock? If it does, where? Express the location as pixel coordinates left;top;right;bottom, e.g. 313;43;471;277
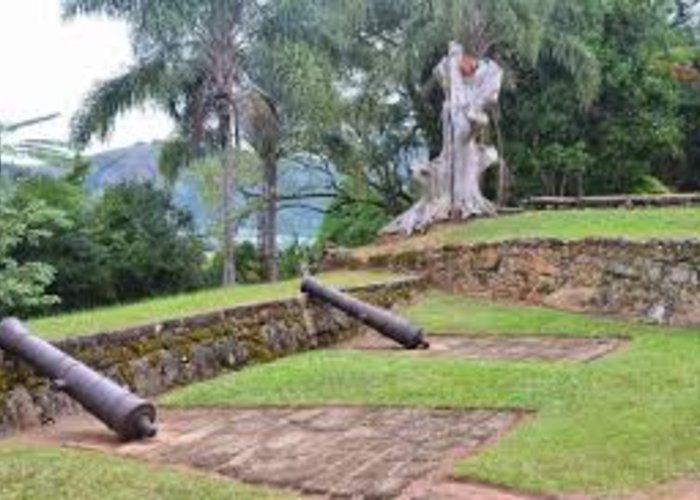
646;304;669;325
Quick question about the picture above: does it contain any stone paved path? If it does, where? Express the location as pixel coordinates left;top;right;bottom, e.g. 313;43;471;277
339;333;625;362
22;407;531;499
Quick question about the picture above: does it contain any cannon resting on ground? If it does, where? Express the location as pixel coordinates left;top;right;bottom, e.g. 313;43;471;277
301;277;429;350
0;318;157;441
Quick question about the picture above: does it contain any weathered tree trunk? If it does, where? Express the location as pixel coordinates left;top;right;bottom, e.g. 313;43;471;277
261;154;278;282
384;42;504;235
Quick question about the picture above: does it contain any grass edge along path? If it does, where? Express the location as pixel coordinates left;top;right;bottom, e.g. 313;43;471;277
0;441;291;499
27;270;401;341
162;291;700;496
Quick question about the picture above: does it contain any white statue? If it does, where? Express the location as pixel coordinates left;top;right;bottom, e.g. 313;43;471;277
384;42;504;235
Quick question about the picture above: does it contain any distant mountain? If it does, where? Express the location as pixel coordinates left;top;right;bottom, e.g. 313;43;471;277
86;142;331;245
87;142;162;193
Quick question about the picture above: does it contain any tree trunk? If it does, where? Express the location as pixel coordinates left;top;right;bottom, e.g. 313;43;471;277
262;154;278;282
221;144;236;286
218;103;236;287
384;42;504;235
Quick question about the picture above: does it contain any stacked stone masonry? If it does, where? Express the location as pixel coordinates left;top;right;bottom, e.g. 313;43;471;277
356;239;700;326
525;194;700;210
0;278;423;436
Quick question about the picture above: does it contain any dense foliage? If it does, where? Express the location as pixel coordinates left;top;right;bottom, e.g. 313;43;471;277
503;1;687;198
11;177;112;312
205;241;322;285
0;186;66;317
3;172;321;316
319;198;391;248
295;0;700;246
9;179;206;316
92;183;206;303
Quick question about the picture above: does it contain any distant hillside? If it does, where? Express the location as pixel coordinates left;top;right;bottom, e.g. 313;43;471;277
87;142;330;244
87;142;162;193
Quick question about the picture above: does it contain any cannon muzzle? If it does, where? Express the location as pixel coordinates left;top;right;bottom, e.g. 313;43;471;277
0;318;157;441
301;277;429;350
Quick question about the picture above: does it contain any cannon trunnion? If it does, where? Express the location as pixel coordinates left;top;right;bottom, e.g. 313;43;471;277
301;277;429;350
0;318;157;441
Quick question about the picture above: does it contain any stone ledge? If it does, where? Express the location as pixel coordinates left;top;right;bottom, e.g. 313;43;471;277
349;239;700;327
525;194;700;210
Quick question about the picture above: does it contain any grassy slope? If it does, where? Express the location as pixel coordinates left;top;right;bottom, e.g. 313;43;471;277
162;292;700;495
27;270;398;341
444;206;700;243
356;207;700;258
404;291;671;337
0;442;289;500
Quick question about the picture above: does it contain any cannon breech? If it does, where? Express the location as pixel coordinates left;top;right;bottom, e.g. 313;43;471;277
0;318;157;441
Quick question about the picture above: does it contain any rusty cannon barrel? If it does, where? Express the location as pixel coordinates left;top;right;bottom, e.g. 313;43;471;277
301;277;429;350
0;318;157;441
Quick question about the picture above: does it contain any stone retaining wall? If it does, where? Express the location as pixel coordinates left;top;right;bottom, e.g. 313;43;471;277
0;278;422;435
525;194;700;210
359;239;700;326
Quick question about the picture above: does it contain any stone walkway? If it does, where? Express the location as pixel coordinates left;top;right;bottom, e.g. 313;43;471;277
338;333;625;362
22;407;532;499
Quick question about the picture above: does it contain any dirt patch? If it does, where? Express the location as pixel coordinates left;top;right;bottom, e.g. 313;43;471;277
624;478;700;500
338;333;626;363
403;480;543;499
20;406;528;499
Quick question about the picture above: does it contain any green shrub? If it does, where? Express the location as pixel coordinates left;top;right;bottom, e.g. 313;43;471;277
632;175;672;195
319;200;390;248
93;183;206;303
0;183;68;317
12;177;115;312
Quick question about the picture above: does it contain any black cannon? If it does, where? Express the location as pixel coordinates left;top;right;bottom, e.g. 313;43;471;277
301;277;429;350
0;318;157;441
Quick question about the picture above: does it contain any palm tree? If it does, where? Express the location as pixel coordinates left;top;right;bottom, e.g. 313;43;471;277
0;113;70;175
400;0;601;104
63;0;280;285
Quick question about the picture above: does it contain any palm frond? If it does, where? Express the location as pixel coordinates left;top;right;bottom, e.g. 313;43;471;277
70;56;170;146
542;32;601;107
237;86;280;156
4;140;73;168
158;136;192;185
1;113;60;133
61;0;139;19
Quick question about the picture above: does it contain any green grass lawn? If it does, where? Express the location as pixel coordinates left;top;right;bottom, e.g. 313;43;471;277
356;206;700;258
162;291;700;496
404;291;679;337
27;270;399;341
0;442;289;500
444;206;700;243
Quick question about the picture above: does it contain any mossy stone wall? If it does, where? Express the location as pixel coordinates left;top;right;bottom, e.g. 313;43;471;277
0;278;423;435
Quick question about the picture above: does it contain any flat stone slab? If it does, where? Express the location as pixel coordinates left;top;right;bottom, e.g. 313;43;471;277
21;407;524;499
339;334;625;362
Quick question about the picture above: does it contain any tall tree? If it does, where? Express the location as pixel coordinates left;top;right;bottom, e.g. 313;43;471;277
63;0;279;285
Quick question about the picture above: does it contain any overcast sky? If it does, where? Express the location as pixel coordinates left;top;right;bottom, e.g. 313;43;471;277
0;0;173;153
